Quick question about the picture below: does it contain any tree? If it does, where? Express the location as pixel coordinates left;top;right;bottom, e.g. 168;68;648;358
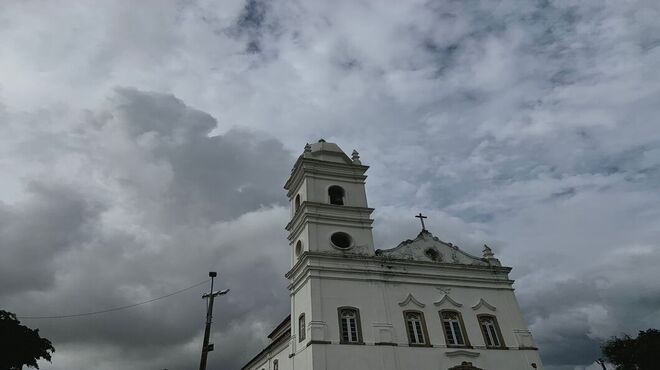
0;310;55;369
601;329;660;370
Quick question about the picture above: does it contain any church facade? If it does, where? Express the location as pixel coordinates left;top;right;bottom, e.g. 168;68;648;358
242;141;543;370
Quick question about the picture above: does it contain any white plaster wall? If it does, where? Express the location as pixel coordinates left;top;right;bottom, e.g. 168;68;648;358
246;340;541;370
295;273;543;370
306;222;374;255
292;280;312;347
315;344;541;370
245;340;291;370
305;177;368;207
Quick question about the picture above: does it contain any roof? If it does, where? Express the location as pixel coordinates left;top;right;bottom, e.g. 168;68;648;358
241;316;291;370
306;139;353;164
284;139;367;194
267;315;291;340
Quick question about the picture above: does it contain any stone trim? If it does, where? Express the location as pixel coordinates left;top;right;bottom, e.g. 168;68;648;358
445;350;480;358
434;295;463;308
285;255;514;288
398;293;426;308
471;298;496;311
285;201;374;237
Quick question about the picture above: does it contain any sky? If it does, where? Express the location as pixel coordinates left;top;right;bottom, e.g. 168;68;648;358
1;0;659;369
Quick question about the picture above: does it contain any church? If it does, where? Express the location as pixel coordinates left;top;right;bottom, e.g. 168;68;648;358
241;140;543;370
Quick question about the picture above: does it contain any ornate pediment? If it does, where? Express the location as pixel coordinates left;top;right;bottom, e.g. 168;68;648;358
375;230;490;266
398;293;426;308
471;298;496;311
446;351;480;358
434;294;463;308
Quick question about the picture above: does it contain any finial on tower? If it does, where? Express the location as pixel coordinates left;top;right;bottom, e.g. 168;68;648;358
351;149;361;164
482;244;494;258
318;138;326;143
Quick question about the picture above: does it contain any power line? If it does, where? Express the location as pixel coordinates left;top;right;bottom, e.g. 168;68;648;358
18;279;209;320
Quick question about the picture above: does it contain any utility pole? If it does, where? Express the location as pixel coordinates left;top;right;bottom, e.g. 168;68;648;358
199;271;229;370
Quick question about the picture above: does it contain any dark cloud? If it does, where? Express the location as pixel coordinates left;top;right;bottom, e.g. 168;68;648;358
2;88;292;370
0;182;103;295
229;0;283;56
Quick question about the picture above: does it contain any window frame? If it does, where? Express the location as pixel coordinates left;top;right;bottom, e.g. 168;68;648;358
330;231;353;250
477;314;506;349
337;306;364;344
403;310;431;347
273;359;279;370
439;310;471;348
298;313;306;342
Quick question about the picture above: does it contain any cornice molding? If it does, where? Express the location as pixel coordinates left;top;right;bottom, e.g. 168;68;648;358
286;202;374;238
285;253;513;288
445;350;480;358
284;158;369;196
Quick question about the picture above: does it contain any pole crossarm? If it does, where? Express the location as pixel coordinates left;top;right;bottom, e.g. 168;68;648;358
203;289;229;299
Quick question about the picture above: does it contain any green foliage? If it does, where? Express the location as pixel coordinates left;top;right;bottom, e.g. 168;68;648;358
0;310;55;370
602;329;660;370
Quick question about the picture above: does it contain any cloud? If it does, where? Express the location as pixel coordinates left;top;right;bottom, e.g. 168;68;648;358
0;182;103;295
2;88;292;370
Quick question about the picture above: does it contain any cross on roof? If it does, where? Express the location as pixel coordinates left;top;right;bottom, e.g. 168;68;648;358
415;213;428;231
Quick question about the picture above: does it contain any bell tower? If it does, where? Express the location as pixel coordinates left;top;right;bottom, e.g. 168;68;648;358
284;140;374;266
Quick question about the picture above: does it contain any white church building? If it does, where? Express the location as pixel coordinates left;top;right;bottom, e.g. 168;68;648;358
242;141;543;370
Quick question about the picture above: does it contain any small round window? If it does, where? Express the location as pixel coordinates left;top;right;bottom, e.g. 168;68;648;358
425;248;440;261
330;232;352;249
295;240;303;256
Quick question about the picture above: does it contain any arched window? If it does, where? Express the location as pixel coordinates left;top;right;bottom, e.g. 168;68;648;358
298;313;306;342
478;314;505;348
294;194;301;213
440;310;470;347
338;307;363;344
295;240;303;257
328;186;345;205
273;359;278;370
403;310;430;346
